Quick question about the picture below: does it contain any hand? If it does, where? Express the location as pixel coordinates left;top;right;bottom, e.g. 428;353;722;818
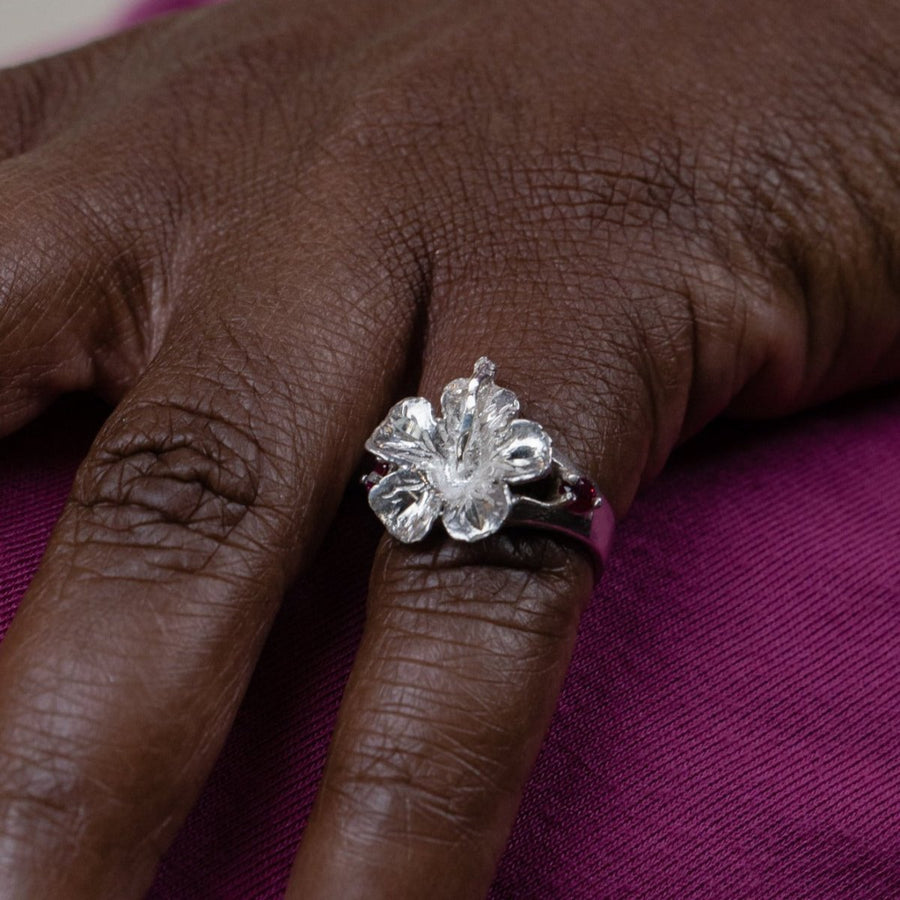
0;0;897;895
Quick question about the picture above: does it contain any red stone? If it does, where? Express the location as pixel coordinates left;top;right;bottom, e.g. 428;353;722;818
565;477;597;514
364;460;391;492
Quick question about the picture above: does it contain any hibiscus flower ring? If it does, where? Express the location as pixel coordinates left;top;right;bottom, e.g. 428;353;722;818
363;358;615;571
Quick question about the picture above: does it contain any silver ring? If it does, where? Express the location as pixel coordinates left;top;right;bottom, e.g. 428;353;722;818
362;357;615;572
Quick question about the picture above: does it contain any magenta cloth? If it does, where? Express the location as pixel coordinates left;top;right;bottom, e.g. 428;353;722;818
3;2;899;895
123;0;214;21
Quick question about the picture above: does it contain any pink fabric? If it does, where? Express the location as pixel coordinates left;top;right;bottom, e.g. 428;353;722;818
2;2;898;895
123;0;214;22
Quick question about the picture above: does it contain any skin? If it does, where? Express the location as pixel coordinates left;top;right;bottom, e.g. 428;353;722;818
0;0;897;894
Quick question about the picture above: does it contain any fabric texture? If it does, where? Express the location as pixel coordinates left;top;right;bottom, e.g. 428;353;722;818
2;2;898;896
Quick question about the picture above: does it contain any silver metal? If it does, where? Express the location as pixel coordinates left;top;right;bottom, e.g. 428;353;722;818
503;452;616;570
363;357;615;572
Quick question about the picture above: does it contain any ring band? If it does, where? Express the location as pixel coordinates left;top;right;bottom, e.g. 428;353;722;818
362;358;615;573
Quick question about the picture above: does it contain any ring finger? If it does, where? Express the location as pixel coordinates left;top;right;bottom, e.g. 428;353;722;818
286;236;704;896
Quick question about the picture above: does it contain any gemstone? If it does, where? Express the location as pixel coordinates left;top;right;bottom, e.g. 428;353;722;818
363;459;391;492
566;477;597;514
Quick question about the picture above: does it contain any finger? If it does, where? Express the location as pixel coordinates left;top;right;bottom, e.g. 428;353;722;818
0;26;191;438
0;156;156;438
287;302;683;898
289;205;900;897
0;239;418;897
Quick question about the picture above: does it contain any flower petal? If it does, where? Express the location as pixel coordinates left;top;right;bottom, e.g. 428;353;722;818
365;397;440;468
368;469;442;543
480;385;520;435
494;419;553;483
438;377;470;433
440;378;519;434
441;480;511;542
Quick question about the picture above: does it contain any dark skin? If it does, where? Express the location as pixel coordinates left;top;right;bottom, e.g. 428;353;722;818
0;0;897;894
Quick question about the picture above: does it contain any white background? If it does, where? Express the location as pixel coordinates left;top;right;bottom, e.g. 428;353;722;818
0;0;125;66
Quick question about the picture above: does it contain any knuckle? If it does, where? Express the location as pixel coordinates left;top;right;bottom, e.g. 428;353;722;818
0;711;98;869
71;393;262;553
0;691;162;890
0;780;79;852
519;136;705;242
0;788;82;880
315;51;492;222
325;51;461;159
329;703;507;847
